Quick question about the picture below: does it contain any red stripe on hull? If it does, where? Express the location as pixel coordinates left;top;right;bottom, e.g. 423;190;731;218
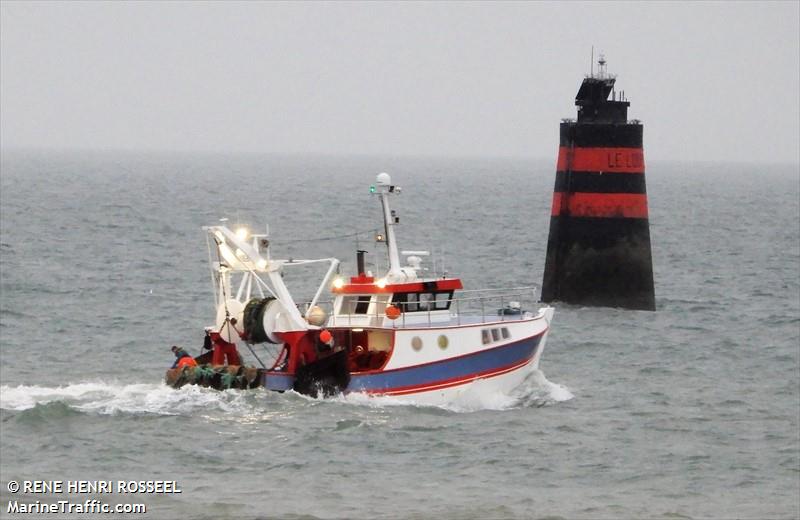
365;357;534;396
557;147;645;173
550;192;649;218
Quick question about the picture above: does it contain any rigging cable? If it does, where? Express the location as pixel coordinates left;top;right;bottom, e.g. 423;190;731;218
269;227;379;245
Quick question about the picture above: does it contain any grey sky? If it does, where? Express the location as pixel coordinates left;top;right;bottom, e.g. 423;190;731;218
1;1;798;164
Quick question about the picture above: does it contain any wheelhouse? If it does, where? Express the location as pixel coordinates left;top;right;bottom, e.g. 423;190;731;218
330;276;464;328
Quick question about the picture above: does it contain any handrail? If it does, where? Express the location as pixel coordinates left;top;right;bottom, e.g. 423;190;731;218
298;286;542;329
458;285;538;294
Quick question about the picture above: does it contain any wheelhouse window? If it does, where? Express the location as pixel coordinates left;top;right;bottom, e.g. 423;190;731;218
392;293;417;312
354;296;371;314
340;295;372;315
392;291;453;312
419;292;434;311
434;291;453;310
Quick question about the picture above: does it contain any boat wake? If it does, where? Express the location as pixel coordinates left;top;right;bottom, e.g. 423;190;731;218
0;381;259;416
0;370;572;417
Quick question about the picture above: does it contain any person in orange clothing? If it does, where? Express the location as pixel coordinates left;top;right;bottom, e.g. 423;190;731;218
171;346;198;369
209;331;242;366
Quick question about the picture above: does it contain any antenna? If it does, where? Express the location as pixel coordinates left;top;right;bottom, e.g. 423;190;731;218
598;53;607;79
590;46;594;77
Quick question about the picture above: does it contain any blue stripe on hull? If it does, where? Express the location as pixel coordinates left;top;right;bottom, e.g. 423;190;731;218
260;333;543;394
262;372;294;391
348;333;543;393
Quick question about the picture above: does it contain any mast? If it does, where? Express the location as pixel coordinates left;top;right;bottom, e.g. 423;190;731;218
372;172;402;279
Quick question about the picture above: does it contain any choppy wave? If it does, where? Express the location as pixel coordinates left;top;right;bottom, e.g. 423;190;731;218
12;400;83;425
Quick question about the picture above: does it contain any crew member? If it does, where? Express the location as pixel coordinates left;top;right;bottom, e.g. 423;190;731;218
171;346;198;369
349;344;369;370
317;329;334;354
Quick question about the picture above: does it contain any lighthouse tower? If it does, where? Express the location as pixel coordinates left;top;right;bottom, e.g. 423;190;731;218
541;56;655;310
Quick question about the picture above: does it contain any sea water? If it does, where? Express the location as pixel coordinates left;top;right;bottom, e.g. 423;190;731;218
0;150;798;519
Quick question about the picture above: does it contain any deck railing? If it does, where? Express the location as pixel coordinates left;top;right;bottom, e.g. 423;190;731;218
298;286;542;329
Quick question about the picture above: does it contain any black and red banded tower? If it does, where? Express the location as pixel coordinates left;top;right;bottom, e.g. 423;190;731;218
541;56;655;310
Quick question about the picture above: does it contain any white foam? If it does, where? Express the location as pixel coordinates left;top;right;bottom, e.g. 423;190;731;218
330;391;415;409
329;368;574;413
444;381;520;412
0;370;573;416
322;381;517;412
443;369;574;412
543;379;575;402
0;382;256;416
527;369;575;402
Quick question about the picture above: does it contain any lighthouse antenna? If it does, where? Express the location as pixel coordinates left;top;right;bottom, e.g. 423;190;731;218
598;53;607;79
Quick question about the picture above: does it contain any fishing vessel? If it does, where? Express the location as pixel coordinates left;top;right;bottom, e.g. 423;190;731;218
166;174;555;405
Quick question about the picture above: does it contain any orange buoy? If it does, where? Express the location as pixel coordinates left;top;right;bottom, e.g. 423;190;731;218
385;305;401;320
319;329;333;344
